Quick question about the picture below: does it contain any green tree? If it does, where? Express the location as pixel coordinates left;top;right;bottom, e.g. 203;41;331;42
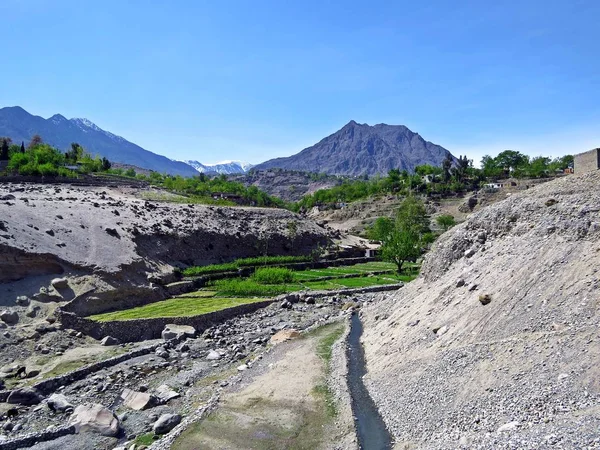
0;139;9;161
380;196;429;273
494;150;528;173
367;217;394;241
436;214;456;231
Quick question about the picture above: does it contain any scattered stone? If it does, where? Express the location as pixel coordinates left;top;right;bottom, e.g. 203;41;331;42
25;305;40;318
456;278;465;287
154;384;180;404
269;329;301;345
161;324;196;340
467;283;478;291
45;229;55;236
69;404;120;436
237;364;248;372
0;310;19;325
7;387;42;405
47;393;74;412
15;296;30;306
497;421;520;432
206;350;221;360
478;294;492;305
120;388;155;411
464;248;476;258
105;228;120;238
152;413;181;434
51;277;69;289
100;336;120;346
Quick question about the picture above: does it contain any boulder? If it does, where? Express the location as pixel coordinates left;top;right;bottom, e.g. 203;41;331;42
0;310;18;325
269;329;301;345
152;413;181;434
154;385;180;404
51;278;69;290
69;404;120;436
25;305;40;318
7;387;42;405
120;388;155;410
47;393;74;412
100;336;120;346
206;350;221;360
161;324;196;341
15;296;30;306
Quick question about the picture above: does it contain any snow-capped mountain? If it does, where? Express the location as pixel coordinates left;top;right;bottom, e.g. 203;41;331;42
0;106;198;176
185;160;254;174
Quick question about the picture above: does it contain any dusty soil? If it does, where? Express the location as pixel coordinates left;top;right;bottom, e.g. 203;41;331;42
360;171;600;448
171;321;355;450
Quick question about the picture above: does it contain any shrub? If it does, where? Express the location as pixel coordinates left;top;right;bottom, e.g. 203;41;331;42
252;267;294;284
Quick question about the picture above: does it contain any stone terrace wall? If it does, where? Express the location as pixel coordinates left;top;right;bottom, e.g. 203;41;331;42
58;300;275;342
574;148;600;174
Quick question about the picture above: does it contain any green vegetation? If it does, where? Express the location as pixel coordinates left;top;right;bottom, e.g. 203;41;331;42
290;149;574;212
181;255;311;277
89;296;267;321
134;433;156;446
211;279;294;297
369;196;430;273
435;214;456;231
252;267;294;284
312;323;345;418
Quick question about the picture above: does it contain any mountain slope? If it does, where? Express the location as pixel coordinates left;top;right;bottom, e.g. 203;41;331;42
0;106;198;176
360;171;600;448
254;120;454;176
185;160;254;174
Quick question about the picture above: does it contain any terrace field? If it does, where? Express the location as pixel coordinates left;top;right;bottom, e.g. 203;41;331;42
89;262;416;322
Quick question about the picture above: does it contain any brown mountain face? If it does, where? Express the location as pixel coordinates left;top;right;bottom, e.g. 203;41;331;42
254;120;454;176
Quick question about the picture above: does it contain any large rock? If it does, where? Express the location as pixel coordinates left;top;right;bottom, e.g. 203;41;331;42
47;393;74;412
120;388;155;410
269;329;301;345
69;404;120;436
161;324;196;340
100;336;119;346
154;385;180;404
51;278;69;290
0;310;18;325
7;388;42;405
152;413;181;434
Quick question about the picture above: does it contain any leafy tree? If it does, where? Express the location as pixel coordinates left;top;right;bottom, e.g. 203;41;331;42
101;157;111;171
436;214;456;231
0;139;9;161
367;217;394;241
380;196;430;273
125;168;136;177
442;152;453;182
528;156;551;178
494;150;528;173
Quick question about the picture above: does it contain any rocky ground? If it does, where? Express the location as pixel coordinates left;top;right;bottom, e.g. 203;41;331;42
0;291;375;450
360;171;600;449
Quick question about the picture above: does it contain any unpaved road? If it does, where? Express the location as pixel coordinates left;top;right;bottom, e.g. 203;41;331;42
172;322;356;450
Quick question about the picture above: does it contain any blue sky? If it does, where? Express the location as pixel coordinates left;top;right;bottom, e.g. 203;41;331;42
1;0;599;165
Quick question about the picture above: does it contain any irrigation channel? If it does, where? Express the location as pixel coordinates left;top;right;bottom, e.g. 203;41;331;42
347;312;393;450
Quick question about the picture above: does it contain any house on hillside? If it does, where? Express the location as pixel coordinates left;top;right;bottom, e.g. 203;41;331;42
484;182;504;190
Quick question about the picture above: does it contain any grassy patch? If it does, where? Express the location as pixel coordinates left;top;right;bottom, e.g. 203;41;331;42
89;296;267;321
211;279;297;297
252;267;294;284
182;255;311;277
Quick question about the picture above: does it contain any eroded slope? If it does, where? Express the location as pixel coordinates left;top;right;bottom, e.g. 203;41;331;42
361;171;600;448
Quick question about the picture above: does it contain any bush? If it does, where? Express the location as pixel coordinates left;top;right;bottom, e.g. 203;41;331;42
252;267;294;284
37;162;58;176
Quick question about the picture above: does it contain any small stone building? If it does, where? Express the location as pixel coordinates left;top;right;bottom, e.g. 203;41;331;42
574;148;600;174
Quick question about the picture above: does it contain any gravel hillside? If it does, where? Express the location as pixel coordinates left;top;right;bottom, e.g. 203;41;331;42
361;171;600;449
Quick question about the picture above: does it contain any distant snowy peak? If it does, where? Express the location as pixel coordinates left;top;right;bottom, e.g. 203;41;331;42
70;117;125;143
184;160;254;174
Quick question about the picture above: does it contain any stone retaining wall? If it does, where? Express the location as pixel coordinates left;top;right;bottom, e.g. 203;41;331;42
58;300;275;343
0;425;76;450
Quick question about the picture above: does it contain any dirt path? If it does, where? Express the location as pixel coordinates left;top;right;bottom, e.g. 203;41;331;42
171;322;355;450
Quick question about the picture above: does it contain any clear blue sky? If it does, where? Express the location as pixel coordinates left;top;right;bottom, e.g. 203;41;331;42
1;0;599;165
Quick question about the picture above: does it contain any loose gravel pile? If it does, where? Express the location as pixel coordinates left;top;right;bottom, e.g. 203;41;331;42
361;171;600;449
